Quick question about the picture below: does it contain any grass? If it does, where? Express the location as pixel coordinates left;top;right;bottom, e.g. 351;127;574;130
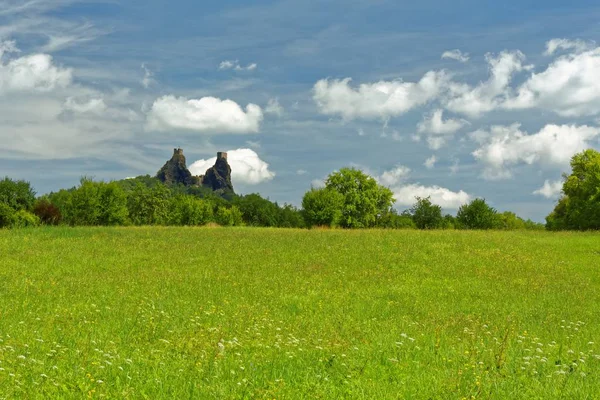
0;227;599;399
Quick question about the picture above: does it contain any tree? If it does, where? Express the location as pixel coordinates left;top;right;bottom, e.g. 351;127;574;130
409;196;443;229
0;177;36;212
33;198;62;225
126;182;171;225
376;209;416;229
232;194;279;227
456;198;500;230
546;149;600;230
301;187;344;228
324;168;395;228
168;196;214;226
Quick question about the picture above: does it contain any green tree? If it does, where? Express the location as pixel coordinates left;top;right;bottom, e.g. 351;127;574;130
0;177;36;211
409;197;443;229
546;149;600;230
301;187;344;228
376;209;416;229
232;194;279;227
456;198;500;230
126;182;171;225
169;196;214;226
215;205;244;226
324;168;394;228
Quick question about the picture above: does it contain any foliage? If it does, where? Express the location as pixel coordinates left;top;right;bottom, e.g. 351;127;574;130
232;194;280;227
456;198;500;230
126;182;172;225
168;196;214;226
323;168;395;228
376;209;416;229
33;198;62;225
49;178;128;226
546;149;600;230
215;205;244;226
0;202;15;228
409;196;444;229
301;187;344;228
0;177;36;212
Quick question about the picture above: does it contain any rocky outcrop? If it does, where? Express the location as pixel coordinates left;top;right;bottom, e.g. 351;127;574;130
156;149;234;196
200;152;234;195
156;148;199;186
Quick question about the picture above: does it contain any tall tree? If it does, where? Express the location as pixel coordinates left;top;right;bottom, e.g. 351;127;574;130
324;168;395;228
546;149;600;230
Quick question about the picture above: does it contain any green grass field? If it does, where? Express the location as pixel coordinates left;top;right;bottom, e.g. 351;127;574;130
1;227;599;399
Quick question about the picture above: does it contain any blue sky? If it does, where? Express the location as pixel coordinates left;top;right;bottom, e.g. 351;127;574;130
2;0;600;221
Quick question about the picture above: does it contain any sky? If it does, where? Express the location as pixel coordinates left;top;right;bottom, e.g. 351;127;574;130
2;0;600;221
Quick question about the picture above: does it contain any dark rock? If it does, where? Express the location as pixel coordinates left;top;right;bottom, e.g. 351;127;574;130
156;148;196;186
201;152;234;195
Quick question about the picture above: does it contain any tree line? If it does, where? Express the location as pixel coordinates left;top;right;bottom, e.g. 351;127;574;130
1;149;599;230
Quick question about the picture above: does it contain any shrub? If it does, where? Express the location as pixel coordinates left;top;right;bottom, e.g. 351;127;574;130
456;199;500;230
215;205;244;226
33;198;62;225
409;197;444;229
169;196;214;226
0;177;36;212
0;202;15;228
12;210;40;228
301;188;344;228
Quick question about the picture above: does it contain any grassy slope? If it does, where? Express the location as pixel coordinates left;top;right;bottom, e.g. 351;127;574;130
0;227;599;399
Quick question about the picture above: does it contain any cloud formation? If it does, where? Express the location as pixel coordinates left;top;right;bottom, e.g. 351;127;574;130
544;38;594;56
472;124;600;179
444;51;531;118
189;148;275;185
393;184;471;209
441;49;470;62
378;165;470;209
219;60;258;71
506;47;600;117
313;71;449;120
146;95;263;134
533;180;563;199
0;45;72;93
265;98;284;117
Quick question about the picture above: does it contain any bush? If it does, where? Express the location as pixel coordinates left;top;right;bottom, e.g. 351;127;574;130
215;205;244;226
0;202;15;228
409;197;444;229
301;188;344;228
456;199;500;230
377;210;416;229
12;210;40;228
169;196;214;226
0;177;36;212
33;198;62;225
126;183;171;225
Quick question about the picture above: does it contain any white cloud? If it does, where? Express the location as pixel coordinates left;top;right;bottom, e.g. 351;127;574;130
444;51;531;118
544;38;594;56
505;47;600;117
0;39;19;58
418;109;468;135
0;52;72;93
141;63;154;88
145;95;263;134
296;169;307;175
219;60;258;71
533;179;563;198
265;98;284;117
424;155;436;169
378;165;470;209
219;60;236;70
189;148;275;185
472;123;600;179
441;49;470;62
313;70;450;120
379;165;411;186
393;184;471;209
63;97;106;115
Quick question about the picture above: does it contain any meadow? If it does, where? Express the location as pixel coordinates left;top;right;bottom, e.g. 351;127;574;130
0;227;599;399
